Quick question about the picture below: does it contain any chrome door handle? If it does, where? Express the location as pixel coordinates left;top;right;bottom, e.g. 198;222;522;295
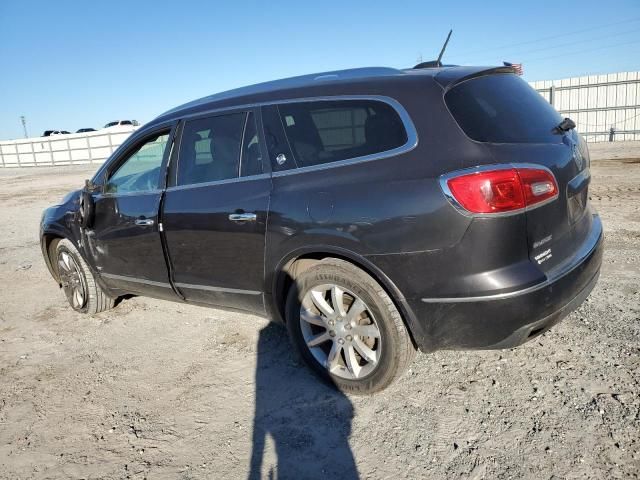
135;218;155;226
228;212;257;222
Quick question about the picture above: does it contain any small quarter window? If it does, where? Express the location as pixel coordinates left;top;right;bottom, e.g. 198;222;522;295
277;100;408;168
177;113;245;185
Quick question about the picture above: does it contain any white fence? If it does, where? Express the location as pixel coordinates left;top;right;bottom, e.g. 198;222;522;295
0;126;138;168
530;71;640;142
2;70;639;168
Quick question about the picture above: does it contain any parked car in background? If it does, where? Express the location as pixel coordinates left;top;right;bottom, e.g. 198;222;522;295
42;130;71;136
103;120;140;128
76;128;96;133
40;65;603;394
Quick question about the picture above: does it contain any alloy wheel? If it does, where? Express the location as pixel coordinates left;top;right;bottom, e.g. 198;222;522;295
299;284;382;380
57;251;87;310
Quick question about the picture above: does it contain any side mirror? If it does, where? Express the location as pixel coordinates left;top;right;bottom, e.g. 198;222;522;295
79;190;95;228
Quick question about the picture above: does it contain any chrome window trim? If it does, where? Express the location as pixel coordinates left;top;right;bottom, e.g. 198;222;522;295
438;163;560;218
99;189;163;198
165;173;270;192
173;95;418;178
271;96;418;177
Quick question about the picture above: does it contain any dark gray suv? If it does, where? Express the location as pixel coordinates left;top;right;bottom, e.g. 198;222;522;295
40;65;603;393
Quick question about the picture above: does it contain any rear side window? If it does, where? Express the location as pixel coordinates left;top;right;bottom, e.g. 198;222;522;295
445;74;562;144
177;113;245;185
277;100;408;168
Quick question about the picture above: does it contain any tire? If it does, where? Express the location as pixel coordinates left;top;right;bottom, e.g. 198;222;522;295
286;258;415;394
52;238;114;314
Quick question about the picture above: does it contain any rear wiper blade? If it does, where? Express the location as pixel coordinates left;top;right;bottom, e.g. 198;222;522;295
554;117;576;133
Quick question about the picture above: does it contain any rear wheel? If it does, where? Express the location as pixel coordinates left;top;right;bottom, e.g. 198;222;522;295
286;258;415;394
53;239;114;314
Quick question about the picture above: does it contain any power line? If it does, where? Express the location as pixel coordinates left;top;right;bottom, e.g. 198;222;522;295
572;111;640;129
493;28;640;60
456;27;640;64
524;38;640;62
455;17;640;57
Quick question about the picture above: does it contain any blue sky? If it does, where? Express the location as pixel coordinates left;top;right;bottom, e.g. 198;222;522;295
1;0;639;139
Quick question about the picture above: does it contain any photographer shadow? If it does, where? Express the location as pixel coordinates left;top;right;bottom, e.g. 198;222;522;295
248;322;359;480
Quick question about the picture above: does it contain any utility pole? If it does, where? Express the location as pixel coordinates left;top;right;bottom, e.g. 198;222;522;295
20;116;28;138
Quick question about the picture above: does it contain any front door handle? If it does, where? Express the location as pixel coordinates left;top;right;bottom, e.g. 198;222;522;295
135;218;155;226
228;212;257;222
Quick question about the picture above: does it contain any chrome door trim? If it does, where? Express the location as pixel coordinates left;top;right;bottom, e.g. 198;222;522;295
101;272;172;288
174;282;262;296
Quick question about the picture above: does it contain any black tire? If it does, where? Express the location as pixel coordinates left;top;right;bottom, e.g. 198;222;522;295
52;238;114;314
286;258;415;394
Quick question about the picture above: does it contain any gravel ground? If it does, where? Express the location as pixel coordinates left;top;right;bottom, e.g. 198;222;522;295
0;142;638;479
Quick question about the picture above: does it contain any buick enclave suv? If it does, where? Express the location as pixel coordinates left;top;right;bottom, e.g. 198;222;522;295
40;65;603;393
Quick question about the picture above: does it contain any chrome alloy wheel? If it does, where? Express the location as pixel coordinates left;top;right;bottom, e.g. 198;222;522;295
57;251;87;310
300;284;382;380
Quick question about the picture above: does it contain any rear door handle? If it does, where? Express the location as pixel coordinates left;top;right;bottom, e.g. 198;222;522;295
135;218;155;226
228;212;257;222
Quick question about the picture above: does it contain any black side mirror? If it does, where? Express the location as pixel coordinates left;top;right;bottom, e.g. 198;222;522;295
79;189;96;228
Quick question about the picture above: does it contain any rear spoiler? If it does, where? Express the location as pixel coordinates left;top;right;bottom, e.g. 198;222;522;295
435;66;516;92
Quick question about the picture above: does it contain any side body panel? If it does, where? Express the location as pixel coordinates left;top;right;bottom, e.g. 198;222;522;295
162;176;271;313
86;190;174;298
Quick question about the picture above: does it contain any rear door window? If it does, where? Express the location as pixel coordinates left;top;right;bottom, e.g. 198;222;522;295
277;100;408;168
177;113;245;185
445;74;563;144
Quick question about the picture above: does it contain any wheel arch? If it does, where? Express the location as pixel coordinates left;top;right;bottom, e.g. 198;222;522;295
41;229;68;283
269;246;421;348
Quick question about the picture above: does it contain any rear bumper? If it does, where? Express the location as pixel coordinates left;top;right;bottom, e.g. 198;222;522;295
407;214;603;352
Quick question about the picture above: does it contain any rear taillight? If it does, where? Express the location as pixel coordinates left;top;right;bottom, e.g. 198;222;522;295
443;166;558;215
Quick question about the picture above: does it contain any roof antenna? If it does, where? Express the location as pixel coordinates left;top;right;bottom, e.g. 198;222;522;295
413;29;453;69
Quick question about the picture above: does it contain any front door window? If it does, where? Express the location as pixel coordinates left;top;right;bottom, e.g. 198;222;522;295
106;133;169;194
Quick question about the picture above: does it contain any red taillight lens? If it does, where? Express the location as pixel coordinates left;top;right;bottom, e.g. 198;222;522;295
517;168;558;205
445;167;558;214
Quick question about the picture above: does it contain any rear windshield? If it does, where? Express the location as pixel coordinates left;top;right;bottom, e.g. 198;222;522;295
445;74;562;144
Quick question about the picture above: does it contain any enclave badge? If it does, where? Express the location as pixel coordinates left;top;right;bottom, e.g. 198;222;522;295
572;144;584;170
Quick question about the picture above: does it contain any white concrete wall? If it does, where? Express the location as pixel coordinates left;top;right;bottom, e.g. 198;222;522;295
530;71;640;142
0;126;138;167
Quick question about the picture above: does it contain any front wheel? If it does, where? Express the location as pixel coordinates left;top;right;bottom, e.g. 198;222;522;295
53;238;114;314
286;258;416;394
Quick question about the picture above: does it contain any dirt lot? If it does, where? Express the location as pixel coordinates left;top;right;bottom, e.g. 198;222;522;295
1;143;639;480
